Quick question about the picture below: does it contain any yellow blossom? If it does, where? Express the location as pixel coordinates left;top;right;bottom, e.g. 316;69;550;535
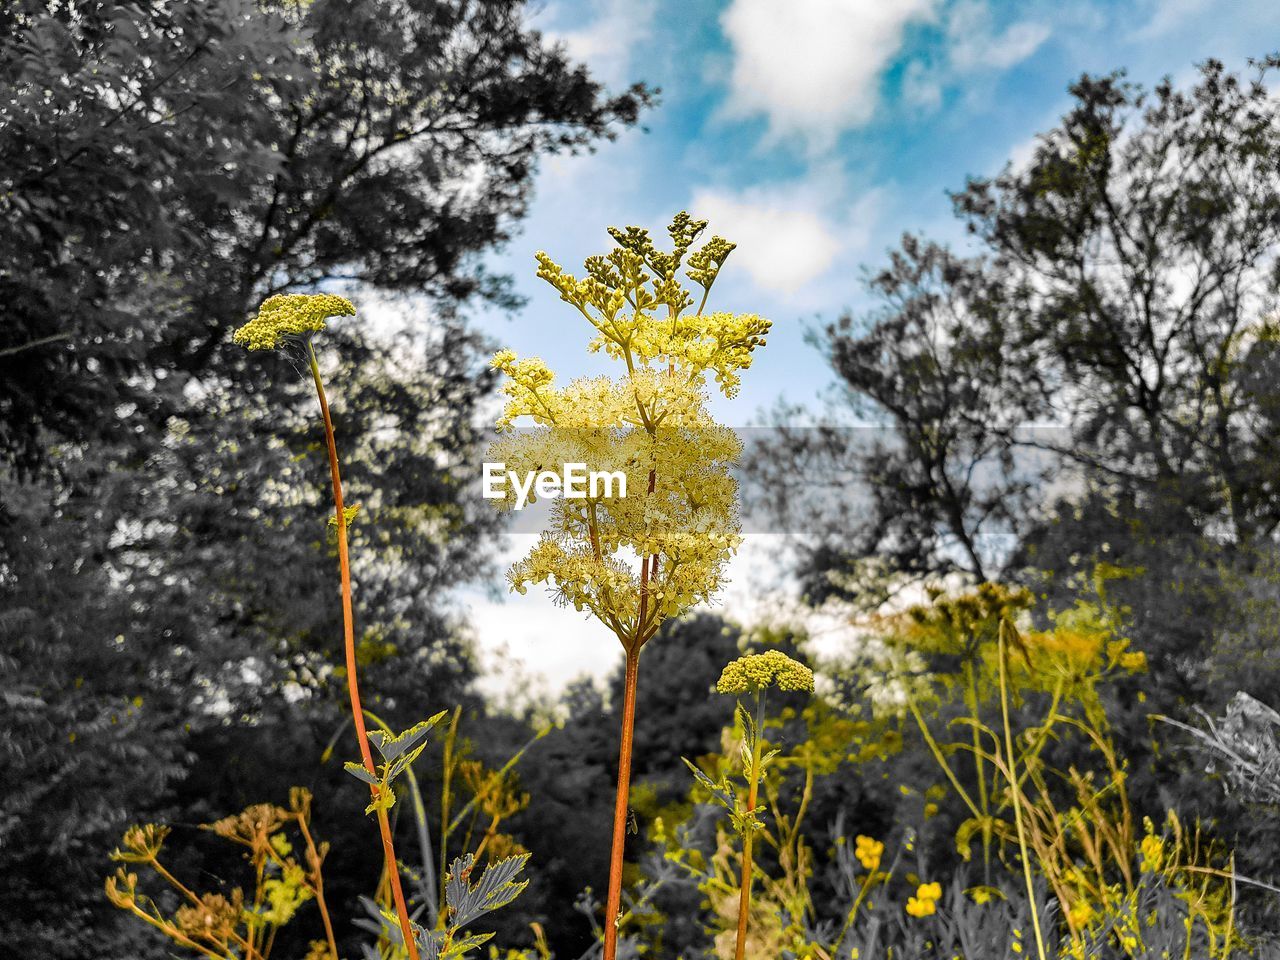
232;293;355;351
716;650;815;695
967;886;1001;905
489;213;769;651
1068;897;1095;927
905;896;936;918
854;835;883;871
1140;833;1165;873
906;881;941;917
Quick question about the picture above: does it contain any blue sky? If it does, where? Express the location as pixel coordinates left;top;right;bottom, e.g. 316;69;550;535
474;0;1280;427
462;0;1280;698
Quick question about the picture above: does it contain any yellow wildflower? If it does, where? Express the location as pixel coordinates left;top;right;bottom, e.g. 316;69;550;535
1120;650;1147;672
232;293;355;351
716;650;815;695
1140;833;1164;873
1068;897;1095;927
906;881;941;917
966;885;1002;905
854;835;883;871
905;896;936;918
489;214;769;648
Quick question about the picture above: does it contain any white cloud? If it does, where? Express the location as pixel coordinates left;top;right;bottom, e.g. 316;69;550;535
1135;0;1211;39
540;0;657;88
902;60;944;111
719;0;939;147
895;2;1051;119
948;1;1050;71
690;191;839;296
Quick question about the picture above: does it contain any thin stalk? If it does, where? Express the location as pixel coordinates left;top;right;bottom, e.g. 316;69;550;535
307;341;419;960
999;620;1047;960
964;661;993;883
438;706;462;922
297;812;340;960
907;700;982;819
364;708;438;928
733;690;767;960
602;648;641;960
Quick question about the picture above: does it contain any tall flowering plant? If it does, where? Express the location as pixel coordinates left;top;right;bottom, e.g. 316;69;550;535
487;212;769;959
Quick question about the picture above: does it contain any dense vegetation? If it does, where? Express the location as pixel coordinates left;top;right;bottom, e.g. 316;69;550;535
2;2;1279;958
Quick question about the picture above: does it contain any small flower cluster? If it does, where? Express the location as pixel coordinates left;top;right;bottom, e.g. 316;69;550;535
716;650;815;695
232;293;355;351
854;835;883;872
905;881;942;918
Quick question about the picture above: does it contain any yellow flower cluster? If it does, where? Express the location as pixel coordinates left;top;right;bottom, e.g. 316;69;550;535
1139;832;1165;874
905;881;942;918
489;213;770;649
1067;896;1095;927
232;293;355;351
854;835;883;871
716;650;815;695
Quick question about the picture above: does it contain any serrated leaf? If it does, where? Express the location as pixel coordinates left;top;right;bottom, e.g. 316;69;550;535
415;928;447;960
367;712;447;762
443;932;495;957
344;761;379;786
444;853;530;927
387;737;432;782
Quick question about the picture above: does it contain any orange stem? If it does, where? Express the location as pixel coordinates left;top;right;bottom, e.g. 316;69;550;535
734;781;758;960
602;648;641;960
733;692;765;960
308;343;420;960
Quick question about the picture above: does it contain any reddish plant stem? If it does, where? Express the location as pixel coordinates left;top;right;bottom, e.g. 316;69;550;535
602;647;641;960
733;691;766;960
308;343;420;960
733;783;757;960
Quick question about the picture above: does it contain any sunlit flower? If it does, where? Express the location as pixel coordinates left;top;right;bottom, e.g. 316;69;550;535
1068;897;1095;927
854;835;883;872
905;896;936;918
906;881;941;917
1140;833;1165;873
232;293;355;351
716;650;815;695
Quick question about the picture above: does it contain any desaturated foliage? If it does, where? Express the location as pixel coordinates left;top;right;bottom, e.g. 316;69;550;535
0;2;650;956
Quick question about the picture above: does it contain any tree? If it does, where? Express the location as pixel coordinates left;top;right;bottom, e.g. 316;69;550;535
0;2;653;956
0;0;651;470
770;58;1280;615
